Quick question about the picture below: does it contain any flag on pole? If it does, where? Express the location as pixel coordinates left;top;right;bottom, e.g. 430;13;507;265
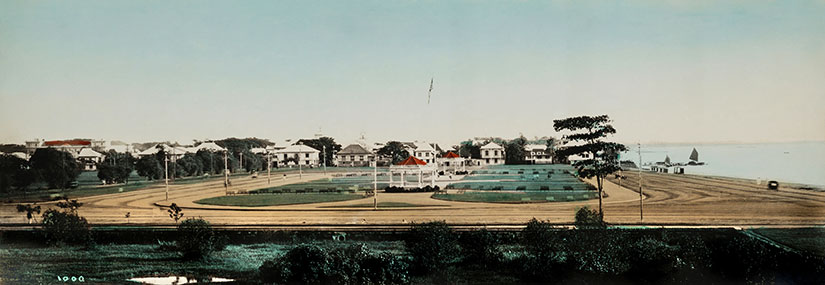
427;77;434;104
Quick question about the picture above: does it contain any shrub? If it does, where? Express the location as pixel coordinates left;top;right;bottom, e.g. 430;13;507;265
518;219;571;281
41;209;91;245
459;229;502;267
406;221;459;274
574;206;606;229
522;218;560;254
625;238;681;280
259;243;410;284
176;218;224;260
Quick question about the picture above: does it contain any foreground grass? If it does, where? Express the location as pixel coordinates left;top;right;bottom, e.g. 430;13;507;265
432;191;597;203
0;241;404;283
753;228;825;257
194;193;366;207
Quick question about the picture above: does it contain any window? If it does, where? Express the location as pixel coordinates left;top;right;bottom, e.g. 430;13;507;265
350;155;354;160
485;150;489;156
359;155;364;161
305;153;309;158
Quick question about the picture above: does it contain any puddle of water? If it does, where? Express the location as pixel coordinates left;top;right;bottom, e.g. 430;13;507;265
127;276;234;284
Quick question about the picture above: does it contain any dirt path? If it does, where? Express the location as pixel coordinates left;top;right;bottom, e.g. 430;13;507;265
1;170;823;226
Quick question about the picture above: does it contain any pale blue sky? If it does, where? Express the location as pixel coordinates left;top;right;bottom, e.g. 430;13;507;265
1;0;824;146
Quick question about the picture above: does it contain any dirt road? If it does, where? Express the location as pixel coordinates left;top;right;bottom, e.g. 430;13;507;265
1;170;823;227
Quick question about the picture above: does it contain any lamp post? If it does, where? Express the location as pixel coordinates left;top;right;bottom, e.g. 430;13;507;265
224;150;229;194
164;155;169;201
638;143;643;222
267;151;272;185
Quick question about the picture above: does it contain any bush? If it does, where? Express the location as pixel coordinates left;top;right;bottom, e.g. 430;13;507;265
459;229;502;267
177;218;224;260
518;219;571;281
406;221;459;274
522;218;561;254
625;238;681;280
574;206;606;229
259;243;410;284
41;209;92;246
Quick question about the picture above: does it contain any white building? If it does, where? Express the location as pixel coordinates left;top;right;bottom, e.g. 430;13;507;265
77;148;103;171
478;142;505;165
524;144;553;164
413;142;438;164
137;144;187;159
195;142;226;152
336;144;375;167
275;144;321;167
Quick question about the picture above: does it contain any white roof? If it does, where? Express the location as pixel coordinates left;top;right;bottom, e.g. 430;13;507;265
250;147;267;154
276;144;320;154
526;144;546;151
196;142;226;152
78;148;102;158
414;142;435;152
481;142;503;150
10;152;27;160
138;144;188;156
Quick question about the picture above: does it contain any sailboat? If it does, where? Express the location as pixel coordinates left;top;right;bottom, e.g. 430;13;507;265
664;155;671;166
688;148;705;165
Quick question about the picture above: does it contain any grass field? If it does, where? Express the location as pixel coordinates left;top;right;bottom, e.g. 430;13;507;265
318;202;448;208
432;191;597;203
0;241;403;284
194;193;366;207
752;228;825;257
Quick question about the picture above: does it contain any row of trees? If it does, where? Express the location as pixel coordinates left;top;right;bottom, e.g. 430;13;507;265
0;148;81;193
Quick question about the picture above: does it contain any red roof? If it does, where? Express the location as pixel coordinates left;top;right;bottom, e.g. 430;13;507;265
44;139;91;146
443;151;460;158
395;156;427;166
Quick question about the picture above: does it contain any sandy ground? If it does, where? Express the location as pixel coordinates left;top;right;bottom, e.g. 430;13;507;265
1;170;824;227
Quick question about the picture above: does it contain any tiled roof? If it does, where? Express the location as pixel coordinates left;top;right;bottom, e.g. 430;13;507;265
338;144;372;155
443;151;460;158
395;156;427;165
44;139;90;146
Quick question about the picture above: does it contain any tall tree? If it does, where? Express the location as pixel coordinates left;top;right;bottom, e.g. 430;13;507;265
297;137;341;167
505;136;528;165
0;154;35;194
544;137;561;163
29;148;81;189
135;155;163;180
458;140;482;159
553;115;627;219
377;141;410;164
97;151;135;184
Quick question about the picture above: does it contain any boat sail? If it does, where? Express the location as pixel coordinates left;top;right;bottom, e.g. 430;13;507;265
664;155;671;165
689;148;699;161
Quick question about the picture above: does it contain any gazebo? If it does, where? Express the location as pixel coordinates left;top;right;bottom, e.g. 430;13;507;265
439;151;466;173
389;156;437;188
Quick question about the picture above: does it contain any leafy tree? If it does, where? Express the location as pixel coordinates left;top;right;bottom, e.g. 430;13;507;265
214;137;271;154
176;153;204;176
56;198;83;215
177;218;224;260
545;137;561;163
505;135;528;165
377;141;410;164
29;148;81;189
574;206;606;229
297;137;341;167
41;208;91;245
135;155;163;180
168;203;184;223
0;154;35;193
553;115;627;218
16;204;41;224
405;221;459;274
458;140;482;159
97;151;135;184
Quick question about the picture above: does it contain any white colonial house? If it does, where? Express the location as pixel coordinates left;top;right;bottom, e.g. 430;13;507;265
195;142;226;152
336;144;374;167
137;144;188;159
275;144;321;167
478;142;505;165
524;144;553;164
77;148;103;171
413;142;438;164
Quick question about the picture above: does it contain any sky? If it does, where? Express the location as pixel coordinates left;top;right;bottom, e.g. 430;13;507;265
1;0;824;147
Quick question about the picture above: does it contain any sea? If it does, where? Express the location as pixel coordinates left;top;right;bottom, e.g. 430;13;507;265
621;141;825;187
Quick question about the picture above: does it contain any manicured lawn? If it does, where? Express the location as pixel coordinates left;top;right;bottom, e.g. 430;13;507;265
432;191;597;203
194;193;366;207
318;202;447;208
752;228;825;257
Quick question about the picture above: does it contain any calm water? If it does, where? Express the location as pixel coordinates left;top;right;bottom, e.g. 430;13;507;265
622;142;825;187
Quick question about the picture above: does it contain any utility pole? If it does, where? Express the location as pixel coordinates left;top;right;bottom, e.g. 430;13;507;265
638;143;643;221
322;145;327;175
267;152;272;185
373;159;378;210
298;154;303;180
224;150;229;194
164;155;169;201
239;152;243;174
